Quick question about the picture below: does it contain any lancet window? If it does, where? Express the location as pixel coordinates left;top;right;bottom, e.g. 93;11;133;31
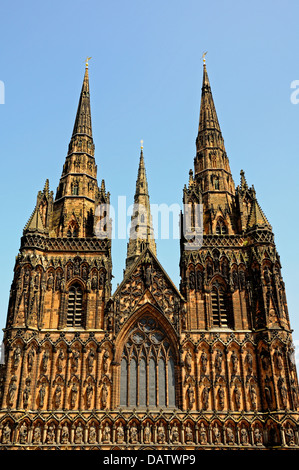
67;283;84;327
211;282;233;328
216;219;228;235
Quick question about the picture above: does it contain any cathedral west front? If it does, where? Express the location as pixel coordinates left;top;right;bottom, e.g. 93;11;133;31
0;58;298;450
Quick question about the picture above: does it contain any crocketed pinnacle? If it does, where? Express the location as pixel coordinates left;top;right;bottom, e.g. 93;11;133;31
198;63;223;137
72;65;92;138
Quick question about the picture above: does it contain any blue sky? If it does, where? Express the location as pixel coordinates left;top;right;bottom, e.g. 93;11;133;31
0;0;299;357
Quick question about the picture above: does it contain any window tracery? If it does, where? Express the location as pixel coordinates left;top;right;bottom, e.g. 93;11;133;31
120;316;176;408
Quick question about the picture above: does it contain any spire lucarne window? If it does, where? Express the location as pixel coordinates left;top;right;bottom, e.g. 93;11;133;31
120;316;176;408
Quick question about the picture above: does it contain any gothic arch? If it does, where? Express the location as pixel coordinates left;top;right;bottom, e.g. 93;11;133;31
114;303;180;409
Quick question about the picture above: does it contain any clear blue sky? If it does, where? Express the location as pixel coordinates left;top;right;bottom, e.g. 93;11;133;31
0;0;299;360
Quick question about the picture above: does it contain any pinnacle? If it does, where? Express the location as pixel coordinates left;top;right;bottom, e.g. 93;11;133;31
72;65;92;138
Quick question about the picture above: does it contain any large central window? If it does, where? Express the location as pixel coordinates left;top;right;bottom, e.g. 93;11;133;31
120;316;176;408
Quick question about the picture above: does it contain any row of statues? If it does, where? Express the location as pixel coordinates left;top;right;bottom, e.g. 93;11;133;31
2;419;297;447
2;419;285;447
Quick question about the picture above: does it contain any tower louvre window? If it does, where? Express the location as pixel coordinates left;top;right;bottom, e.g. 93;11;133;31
67;284;84;327
211;285;232;328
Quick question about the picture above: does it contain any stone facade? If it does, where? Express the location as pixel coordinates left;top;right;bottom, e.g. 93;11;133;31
0;62;298;450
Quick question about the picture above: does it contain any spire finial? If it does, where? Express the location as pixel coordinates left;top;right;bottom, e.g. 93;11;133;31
202;51;208;64
140;139;144;150
85;56;92;68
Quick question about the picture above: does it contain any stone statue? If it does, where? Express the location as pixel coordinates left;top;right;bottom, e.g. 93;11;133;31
144;422;152;444
102;422;111;442
130;423;138;444
2;422;11;444
39;382;46;407
89;422;97;444
61;423;69;444
116;422;125;443
199;422;207;445
170;423;180;443
157;423;165;444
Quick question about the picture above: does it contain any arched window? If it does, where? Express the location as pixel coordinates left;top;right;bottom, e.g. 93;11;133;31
67;221;79;237
120;316;176;408
72;182;79;195
67;283;84;327
211;283;233;328
216;220;228;235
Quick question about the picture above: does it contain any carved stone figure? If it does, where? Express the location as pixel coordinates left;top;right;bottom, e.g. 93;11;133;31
185;350;192;374
2;422;11;444
226;425;235;445
87;349;95;373
245;351;253;374
144;422;152;444
130;423;138;444
57;348;65;372
39;382;46;407
75;422;84;444
212;423;221;445
88;422;97;444
102;349;109;374
200;351;208;374
46;424;55;444
217;384;225;409
70;383;78;408
249;383;257;410
233;383;241;410
13;346;21;369
240;426;249;445
253;426;263;445
231;351;238;374
54;384;62;408
285;424;295;446
71;349;80;372
215;350;223;374
101;382;108;408
102;422;111;442
202;385;209;410
33;425;42;444
170;423;180;443
199;423;207;445
157;423;165;444
86;382;93;408
187;383;195;408
42;349;50;372
27;348;35;372
7;376;17;406
23;377;31;408
116;422;125;443
19;422;28;444
185;423;193;443
61;423;69;444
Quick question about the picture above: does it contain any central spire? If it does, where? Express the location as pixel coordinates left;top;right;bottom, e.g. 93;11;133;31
125;143;157;271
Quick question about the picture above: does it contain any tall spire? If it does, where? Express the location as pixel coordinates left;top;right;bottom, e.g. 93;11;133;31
194;60;233;186
191;58;237;234
126;142;157;271
197;62;223;139
50;60;100;238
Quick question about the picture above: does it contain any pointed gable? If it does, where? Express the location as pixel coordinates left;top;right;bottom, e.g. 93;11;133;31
113;247;184;334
